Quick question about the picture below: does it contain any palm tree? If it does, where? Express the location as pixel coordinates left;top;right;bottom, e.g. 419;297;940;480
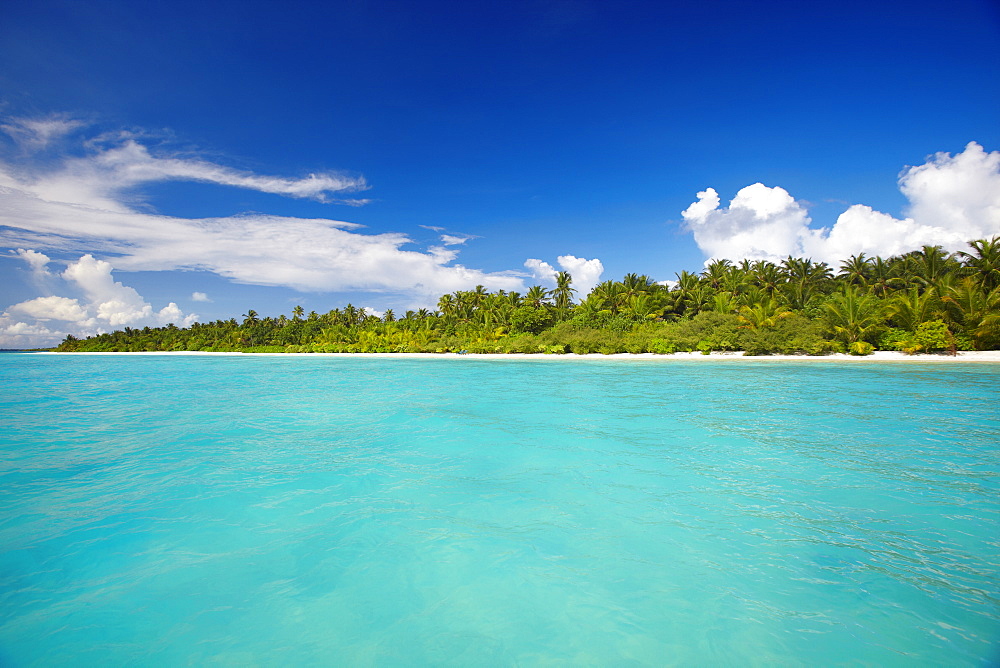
524;285;551;309
868;256;902;298
621;273;656;299
702;259;733;291
574;294;606;320
553;271;575;317
437;293;455;316
940;277;1000;349
622;293;659;321
591;280;627;314
750;260;782;297
240;309;260;346
452;291;477;322
904;245;959;293
837;253;872;286
670;270;703;315
958;236;1000;291
886;288;941;332
470;285;488;308
292;305;304;320
781;257;833;310
736;285;766;309
822;286;884;344
736;297;792;329
502;291;522;307
476;295;506;329
709;291;737;314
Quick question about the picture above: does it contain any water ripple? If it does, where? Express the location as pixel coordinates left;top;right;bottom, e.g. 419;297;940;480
0;355;998;665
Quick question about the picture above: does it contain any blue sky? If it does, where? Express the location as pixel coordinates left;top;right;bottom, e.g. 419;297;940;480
1;0;999;346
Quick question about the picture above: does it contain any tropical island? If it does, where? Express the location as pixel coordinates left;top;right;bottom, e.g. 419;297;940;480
55;238;1000;356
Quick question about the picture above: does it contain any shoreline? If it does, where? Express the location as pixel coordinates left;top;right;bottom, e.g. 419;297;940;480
30;350;1000;362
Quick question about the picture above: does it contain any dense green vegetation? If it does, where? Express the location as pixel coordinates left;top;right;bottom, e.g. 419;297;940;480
56;238;1000;355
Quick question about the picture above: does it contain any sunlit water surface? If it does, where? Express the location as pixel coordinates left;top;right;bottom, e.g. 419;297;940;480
1;354;998;666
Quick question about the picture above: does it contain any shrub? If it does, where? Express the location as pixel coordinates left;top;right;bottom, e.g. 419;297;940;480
848;341;874;356
558;328;620;354
913;320;951;353
679;312;741;351
878;327;909;351
738;314;835;356
509;306;554;334
570;311;635;333
465;340;502;354
497;334;541;354
882;321;966;355
647;338;677;355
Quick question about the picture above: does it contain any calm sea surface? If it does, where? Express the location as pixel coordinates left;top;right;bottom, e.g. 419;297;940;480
1;353;998;666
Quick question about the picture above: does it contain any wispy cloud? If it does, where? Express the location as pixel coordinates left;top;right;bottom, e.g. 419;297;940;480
3;135;369;209
0;116;526;306
0;114;85;150
681;142;1000;265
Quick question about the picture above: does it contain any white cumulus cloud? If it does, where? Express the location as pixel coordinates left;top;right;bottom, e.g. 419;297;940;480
0;320;60;350
681;142;1000;265
899;142;1000;241
9;295;89;322
682;183;811;264
0;252;198;348
13;247;53;274
524;254;604;299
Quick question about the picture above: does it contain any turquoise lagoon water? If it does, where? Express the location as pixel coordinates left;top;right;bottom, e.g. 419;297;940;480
0;353;998;666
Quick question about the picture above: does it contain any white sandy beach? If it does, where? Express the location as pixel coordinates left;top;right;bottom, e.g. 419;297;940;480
36;350;1000;362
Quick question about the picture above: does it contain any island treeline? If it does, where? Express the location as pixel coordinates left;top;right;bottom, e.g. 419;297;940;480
56;238;1000;355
